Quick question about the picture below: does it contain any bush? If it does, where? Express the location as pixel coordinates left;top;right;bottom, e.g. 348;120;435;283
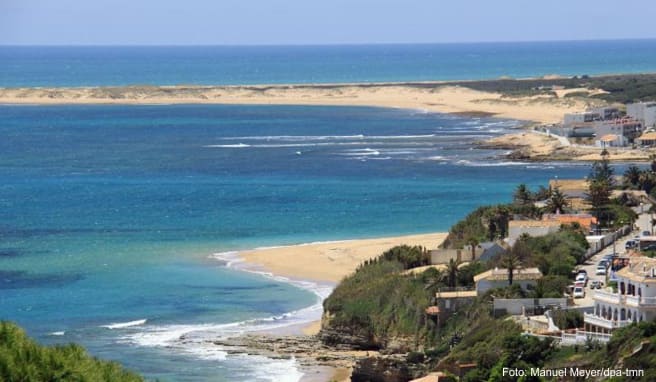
552;309;584;330
0;321;142;382
406;351;425;364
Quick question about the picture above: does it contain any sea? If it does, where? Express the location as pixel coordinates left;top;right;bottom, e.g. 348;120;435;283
0;41;654;381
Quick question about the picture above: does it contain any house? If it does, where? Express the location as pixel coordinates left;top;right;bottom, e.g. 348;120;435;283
473;267;543;295
476;242;506;262
584;257;656;334
429;242;506;264
542;213;597;232
627;102;656;129
593;117;643;144
595;133;625;148
507;219;561;245
637;131;656;147
427;288;477;327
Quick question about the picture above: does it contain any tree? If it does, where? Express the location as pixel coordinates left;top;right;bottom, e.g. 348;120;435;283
589;157;614;186
586;180;612;227
545;186;568;213
639;171;656;195
445;258;460;288
501;251;521;286
623;165;642;189
587;158;615;227
512;184;533;206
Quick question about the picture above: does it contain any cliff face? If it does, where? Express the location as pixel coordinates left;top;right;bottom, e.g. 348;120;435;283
319;310;419;353
319;311;379;350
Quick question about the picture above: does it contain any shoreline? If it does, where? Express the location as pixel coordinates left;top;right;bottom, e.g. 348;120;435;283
479;130;656;162
212;231;447;381
0;81;598;124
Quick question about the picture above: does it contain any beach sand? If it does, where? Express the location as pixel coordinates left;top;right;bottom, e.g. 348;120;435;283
0;83;596;124
239;232;448;284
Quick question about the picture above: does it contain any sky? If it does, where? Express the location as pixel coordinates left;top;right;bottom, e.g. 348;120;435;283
2;0;656;45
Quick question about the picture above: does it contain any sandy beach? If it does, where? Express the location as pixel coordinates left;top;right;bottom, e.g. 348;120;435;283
229;232;447;382
0;83;597;124
238;232;448;284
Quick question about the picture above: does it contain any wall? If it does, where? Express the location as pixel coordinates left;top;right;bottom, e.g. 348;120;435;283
493;298;568;315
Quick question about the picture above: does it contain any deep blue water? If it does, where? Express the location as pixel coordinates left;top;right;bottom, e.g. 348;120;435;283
0;104;623;380
2;40;656;87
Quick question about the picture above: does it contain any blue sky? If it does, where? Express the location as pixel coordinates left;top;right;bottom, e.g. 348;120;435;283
2;0;656;45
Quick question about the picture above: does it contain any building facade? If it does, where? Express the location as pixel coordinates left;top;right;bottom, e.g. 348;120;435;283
584;257;656;334
627;102;656;129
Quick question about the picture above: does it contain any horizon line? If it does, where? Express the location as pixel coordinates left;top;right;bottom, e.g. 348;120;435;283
2;37;656;47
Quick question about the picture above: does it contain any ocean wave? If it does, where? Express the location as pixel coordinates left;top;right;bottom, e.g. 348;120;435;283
219;134;436;141
204;143;251;148
339;148;380;156
101;319;147;329
456;159;530;167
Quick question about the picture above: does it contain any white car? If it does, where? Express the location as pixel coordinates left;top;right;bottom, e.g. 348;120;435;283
575;273;587;285
596;265;607;275
573;286;585;298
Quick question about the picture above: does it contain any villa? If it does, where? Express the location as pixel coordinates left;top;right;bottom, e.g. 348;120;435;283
584;257;656;334
473;267;543;295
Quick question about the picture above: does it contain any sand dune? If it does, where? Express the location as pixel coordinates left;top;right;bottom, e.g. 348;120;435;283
0;83;595;124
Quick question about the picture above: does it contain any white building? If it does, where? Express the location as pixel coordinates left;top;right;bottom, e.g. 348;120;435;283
584;257;656;334
627;102;656;129
473;267;542;296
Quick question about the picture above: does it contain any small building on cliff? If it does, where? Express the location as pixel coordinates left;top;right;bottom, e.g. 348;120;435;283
473;267;543;295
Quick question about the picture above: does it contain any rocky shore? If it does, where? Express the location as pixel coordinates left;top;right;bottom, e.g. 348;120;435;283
209;333;430;382
479;130;654;162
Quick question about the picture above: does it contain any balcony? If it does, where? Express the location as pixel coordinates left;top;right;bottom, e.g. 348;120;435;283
593;289;621;304
584;313;632;330
625;295;656;308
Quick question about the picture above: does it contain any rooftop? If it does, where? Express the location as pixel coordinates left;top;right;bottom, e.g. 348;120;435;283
473;267;543;282
616;257;656;284
509;219;561;228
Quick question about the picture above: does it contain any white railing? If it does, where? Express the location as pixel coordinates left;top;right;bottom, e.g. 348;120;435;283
584;313;632;329
560;330;612;346
625;295;640;307
593;289;621;304
639;296;656;306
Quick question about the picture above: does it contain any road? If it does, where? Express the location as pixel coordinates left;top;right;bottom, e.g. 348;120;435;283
572;206;652;307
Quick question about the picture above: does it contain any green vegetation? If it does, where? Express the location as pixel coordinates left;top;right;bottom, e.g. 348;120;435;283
551;309;584;330
441;73;656;103
323;246;442;349
0;321;143;382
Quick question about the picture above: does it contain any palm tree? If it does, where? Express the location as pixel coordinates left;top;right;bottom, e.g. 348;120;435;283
466;237;479;261
545;186;568;213
623;165;642;189
501;251;521;286
445;258;460;288
513;184;533;206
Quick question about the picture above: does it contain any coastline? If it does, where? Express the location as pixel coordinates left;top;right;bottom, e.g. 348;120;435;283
236;232;448;284
0;82;595;124
215;231;447;381
480;130;655;162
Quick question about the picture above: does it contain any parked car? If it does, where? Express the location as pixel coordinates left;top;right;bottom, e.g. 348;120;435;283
596;264;607;275
642;231;651;237
573;286;585;298
590;281;603;289
575;273;588;285
625;240;636;249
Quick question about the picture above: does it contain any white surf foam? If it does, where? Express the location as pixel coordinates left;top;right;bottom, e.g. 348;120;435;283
49;331;65;336
204;143;251;148
101;319;147;329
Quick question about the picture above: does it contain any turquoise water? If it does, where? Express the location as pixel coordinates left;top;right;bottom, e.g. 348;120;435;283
2;40;656;87
0;104;617;380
